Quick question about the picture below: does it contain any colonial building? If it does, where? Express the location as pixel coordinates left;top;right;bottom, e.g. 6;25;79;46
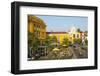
46;32;69;44
68;26;81;43
46;26;87;44
28;15;87;45
28;15;46;45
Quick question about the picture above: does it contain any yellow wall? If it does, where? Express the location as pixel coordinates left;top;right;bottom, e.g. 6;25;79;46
28;22;34;33
48;32;81;44
28;15;46;44
69;32;81;43
48;33;69;44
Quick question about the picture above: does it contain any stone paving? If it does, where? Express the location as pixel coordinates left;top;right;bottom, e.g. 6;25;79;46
30;46;88;61
30;44;88;60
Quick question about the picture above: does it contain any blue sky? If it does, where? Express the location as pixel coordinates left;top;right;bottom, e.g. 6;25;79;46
36;15;88;32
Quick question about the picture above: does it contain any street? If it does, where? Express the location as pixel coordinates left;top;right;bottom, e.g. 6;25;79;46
30;44;88;60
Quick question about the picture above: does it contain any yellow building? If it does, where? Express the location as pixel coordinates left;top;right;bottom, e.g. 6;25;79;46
47;32;69;44
28;16;84;45
28;15;46;44
47;32;82;44
46;27;82;44
68;26;82;43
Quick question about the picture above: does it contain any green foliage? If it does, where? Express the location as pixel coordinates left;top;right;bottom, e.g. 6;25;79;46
77;28;81;32
28;32;40;51
45;35;58;50
74;38;82;44
45;35;52;46
62;37;71;46
51;35;57;43
85;39;88;45
44;35;59;52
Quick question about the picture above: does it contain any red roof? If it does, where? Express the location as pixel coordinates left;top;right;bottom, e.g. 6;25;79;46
46;32;67;34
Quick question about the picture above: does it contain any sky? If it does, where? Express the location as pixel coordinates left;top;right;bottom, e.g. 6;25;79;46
36;15;88;32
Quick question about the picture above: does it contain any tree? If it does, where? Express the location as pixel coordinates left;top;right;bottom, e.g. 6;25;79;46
45;35;52;46
85;39;88;45
77;28;81;32
51;35;57;43
28;32;40;58
62;37;70;46
74;38;82;44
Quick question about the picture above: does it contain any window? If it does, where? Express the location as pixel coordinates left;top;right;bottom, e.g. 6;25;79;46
73;34;75;38
77;34;79;38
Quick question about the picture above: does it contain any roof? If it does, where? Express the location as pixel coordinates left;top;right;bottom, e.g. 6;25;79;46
46;32;67;34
